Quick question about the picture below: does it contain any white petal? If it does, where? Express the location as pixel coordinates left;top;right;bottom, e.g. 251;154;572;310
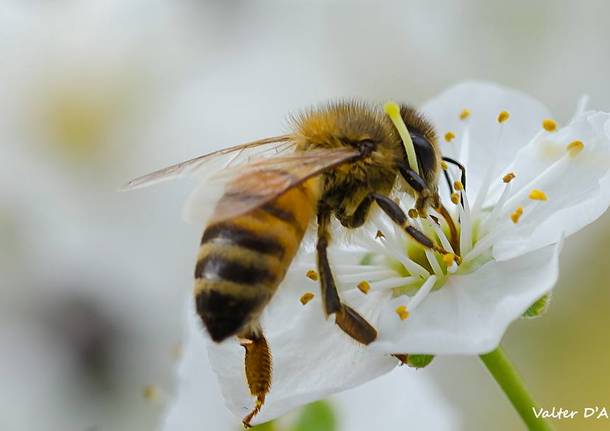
174;266;396;426
493;112;610;260
371;242;561;355
421;81;551;200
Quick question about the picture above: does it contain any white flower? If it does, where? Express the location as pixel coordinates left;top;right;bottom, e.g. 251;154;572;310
165;81;610;426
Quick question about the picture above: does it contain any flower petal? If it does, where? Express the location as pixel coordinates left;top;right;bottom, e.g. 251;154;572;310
173;268;396;426
492;112;610;260
371;242;561;355
421;81;551;200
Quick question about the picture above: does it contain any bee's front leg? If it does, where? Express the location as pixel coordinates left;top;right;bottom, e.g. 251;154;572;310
239;330;272;428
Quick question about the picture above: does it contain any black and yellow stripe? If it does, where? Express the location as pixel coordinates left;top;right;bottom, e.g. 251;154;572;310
195;175;319;342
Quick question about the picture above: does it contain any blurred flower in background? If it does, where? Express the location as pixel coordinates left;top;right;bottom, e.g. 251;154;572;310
2;1;610;431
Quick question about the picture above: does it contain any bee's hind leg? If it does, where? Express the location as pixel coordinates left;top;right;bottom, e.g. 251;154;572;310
317;205;378;345
238;328;272;428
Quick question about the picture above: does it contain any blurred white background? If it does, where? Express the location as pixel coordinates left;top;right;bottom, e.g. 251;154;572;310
1;1;609;430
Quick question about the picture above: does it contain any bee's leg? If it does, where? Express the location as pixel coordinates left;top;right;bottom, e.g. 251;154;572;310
369;193;452;256
239;329;272;428
317;205;377;345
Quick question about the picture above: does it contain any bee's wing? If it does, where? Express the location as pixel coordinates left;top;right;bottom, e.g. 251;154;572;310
185;147;362;225
120;135;294;191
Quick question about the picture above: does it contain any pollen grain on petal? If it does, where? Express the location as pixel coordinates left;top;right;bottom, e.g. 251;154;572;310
529;189;548;201
306;270;319;281
497;111;510;123
300;292;315;305
444;131;456;142
503;172;516;183
459;108;471;121
357;281;371;294
511;207;524;223
395;305;410;321
542;118;557;132
566;140;584;157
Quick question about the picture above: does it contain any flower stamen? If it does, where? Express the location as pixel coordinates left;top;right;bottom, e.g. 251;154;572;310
395;305;410;320
511;207;524;223
567;140;584;157
357;281;370;294
528;189;548;201
306;270;319;281
542;118;557;132
300;292;315;305
444;131;456;142
459;108;471;121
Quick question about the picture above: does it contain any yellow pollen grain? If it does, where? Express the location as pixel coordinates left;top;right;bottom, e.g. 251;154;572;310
306;270;319;281
395;305;410;321
511;207;524;223
459;108;471;120
503;172;516;183
143;385;158;401
444;131;456;142
357;281;371;294
451;192;460;204
441;160;449;170
408;208;419;218
566;140;584;157
453;180;464;191
542;118;557;132
529;189;548;201
442;253;455;267
300;292;315;305
497;111;510;123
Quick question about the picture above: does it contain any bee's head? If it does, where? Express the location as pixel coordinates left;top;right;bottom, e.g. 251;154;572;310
390;104;442;213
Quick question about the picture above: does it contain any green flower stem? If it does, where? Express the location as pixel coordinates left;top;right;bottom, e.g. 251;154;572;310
480;347;554;431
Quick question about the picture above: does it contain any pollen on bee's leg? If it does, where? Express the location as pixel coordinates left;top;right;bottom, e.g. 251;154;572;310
459;108;471;121
511;207;524;223
529;189;548;201
395;305;410;320
542;118;557;132
300;292;315;305
306;269;319;281
357;281;370;294
567;140;584;157
444;131;456;142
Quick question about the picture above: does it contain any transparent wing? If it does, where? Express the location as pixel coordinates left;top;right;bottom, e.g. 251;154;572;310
120;135;294;191
189;148;362;225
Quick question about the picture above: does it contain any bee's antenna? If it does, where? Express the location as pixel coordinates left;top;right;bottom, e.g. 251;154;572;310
384;101;420;175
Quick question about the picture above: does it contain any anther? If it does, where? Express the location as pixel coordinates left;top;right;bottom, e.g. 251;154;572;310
300;292;315;305
566;140;584;157
444;131;456;142
143;385;158;401
503;172;516;183
306;270;319;281
497;111;510;123
442;253;455;267
511;207;524;223
453;180;464;191
357;281;370;294
408;208;419;219
451;193;460;204
542;119;557;132
440;160;449;170
395;305;410;321
529;189;548;201
459;108;471;120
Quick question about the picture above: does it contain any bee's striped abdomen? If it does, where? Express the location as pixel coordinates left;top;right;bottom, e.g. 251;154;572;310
195;177;319;342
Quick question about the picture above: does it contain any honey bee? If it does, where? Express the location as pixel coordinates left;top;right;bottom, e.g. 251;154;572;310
123;101;463;427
